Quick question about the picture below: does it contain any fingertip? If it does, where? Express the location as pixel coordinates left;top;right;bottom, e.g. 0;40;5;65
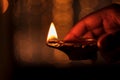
98;31;120;63
97;34;108;49
63;33;80;42
97;33;116;52
63;34;74;42
2;0;9;13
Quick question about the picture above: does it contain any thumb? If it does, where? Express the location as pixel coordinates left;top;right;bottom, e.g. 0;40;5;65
97;31;120;63
98;31;120;50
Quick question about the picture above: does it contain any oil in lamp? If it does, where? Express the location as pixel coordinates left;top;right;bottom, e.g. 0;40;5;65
46;22;98;61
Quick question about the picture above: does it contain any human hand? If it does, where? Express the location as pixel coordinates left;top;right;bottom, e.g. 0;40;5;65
64;3;120;63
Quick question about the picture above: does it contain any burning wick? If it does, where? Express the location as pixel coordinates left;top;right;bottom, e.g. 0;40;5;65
46;22;98;60
47;22;58;42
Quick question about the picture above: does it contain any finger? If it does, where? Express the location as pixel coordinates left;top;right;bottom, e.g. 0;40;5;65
64;21;87;42
64;11;103;42
97;34;111;50
2;0;9;13
82;31;94;39
98;31;120;50
98;31;120;63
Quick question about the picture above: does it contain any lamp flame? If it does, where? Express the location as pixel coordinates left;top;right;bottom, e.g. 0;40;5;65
47;22;58;41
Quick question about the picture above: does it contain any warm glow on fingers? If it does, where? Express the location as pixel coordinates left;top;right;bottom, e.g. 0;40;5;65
2;0;9;13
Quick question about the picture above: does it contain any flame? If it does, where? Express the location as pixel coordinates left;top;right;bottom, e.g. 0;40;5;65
47;22;58;41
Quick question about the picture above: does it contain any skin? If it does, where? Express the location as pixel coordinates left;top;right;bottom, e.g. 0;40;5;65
2;0;9;13
64;3;120;63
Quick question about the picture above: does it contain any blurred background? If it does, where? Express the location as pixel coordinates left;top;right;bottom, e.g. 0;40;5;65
1;0;120;80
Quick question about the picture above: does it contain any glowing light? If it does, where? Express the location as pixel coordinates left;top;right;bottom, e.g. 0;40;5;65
47;22;58;41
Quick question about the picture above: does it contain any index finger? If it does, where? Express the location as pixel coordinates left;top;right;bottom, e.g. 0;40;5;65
64;11;103;41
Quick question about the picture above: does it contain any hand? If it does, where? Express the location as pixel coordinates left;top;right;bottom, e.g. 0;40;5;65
64;3;120;63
